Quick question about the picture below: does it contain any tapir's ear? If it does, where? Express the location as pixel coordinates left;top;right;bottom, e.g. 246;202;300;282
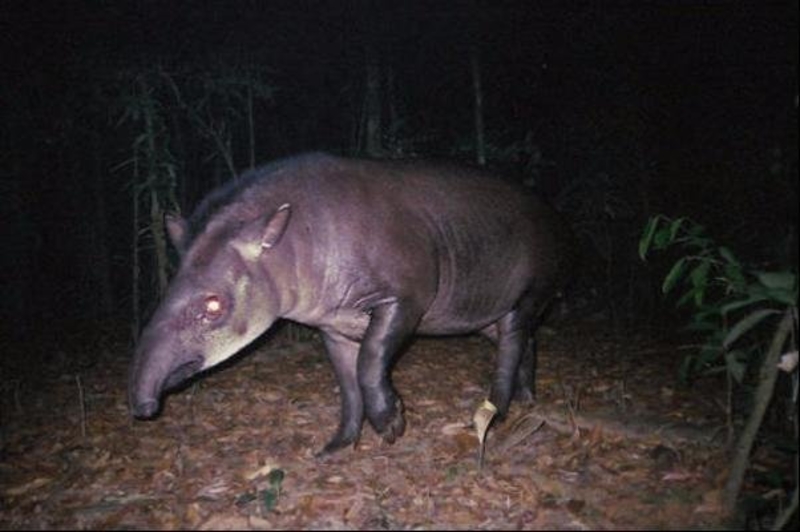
233;203;291;262
165;213;189;255
261;203;291;249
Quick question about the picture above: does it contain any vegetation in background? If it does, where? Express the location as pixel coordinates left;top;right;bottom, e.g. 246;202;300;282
640;214;798;525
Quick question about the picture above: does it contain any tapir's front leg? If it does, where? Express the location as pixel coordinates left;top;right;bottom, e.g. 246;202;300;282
319;332;364;455
358;299;422;444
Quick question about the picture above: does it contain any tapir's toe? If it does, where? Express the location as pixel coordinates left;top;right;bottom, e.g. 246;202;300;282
378;397;406;444
513;386;536;404
317;433;359;458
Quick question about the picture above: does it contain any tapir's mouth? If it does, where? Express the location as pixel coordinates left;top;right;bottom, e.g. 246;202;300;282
163;356;203;391
130;356;203;419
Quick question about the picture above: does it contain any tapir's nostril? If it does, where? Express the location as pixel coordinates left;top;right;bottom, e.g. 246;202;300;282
132;400;159;419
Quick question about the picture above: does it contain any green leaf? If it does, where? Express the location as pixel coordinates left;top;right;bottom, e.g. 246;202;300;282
681;262;711;307
267;468;285;487
669;217;688;241
724;350;748;383
662;257;687;294
754;271;795;291
745;282;771;300
720;295;768;316
694;306;723;323
261;488;279;512
722;263;747;291
690;262;711;306
743;282;797;306
676;286;701;308
698;343;723;365
653;226;672;249
752;271;797;306
764;287;798;306
690;261;711;288
722;308;780;349
686;221;705;238
678;355;695;384
639;216;661;260
717;246;740;266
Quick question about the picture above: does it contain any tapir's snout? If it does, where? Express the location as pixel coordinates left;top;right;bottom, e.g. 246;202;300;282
129;323;204;420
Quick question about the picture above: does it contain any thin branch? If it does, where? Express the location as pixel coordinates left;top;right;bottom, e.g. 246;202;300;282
724;310;795;516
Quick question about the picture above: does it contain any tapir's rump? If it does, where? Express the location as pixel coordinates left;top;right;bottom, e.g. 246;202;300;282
129;152;574;455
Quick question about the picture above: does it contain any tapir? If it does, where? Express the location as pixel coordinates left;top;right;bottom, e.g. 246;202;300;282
129;152;573;455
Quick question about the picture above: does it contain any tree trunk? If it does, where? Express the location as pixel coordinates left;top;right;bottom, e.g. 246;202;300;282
363;44;383;157
131;156;141;338
150;189;169;298
247;85;256;169
91;130;115;317
471;46;486;166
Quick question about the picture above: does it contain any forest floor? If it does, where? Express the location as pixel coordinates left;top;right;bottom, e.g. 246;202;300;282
0;319;776;529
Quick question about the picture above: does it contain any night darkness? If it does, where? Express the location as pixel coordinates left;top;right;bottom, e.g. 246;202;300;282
1;1;799;528
2;1;797;343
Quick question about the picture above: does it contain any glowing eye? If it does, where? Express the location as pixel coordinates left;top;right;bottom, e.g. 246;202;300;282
203;295;224;320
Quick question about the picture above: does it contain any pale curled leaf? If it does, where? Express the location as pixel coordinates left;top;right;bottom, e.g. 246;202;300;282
244;461;280;481
777;351;798;373
473;399;498;469
472;399;497;446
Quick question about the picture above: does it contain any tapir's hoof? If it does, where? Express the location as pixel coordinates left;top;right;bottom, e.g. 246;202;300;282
514;386;536;404
377;398;406;444
379;411;406;445
317;430;359;458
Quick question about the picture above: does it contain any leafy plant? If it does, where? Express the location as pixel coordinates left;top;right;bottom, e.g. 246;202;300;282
640;214;798;521
639;215;797;384
260;468;285;513
114;69;179;335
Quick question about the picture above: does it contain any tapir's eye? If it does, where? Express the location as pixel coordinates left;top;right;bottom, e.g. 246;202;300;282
202;295;224;321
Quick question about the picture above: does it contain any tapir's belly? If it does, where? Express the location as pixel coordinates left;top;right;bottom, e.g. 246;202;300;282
306;288;515;341
418;261;534;335
417;295;517;335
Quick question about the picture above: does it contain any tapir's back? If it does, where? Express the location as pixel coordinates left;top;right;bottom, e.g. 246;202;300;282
229;153;573;334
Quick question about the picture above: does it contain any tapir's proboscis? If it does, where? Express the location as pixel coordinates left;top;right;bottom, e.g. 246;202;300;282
129;152;574;457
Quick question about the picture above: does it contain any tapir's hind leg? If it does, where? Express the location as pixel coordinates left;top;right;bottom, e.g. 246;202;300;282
514;334;538;403
489;290;545;417
480;313;539;406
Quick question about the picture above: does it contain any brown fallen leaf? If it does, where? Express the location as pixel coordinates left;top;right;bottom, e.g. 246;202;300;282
4;477;53;497
199;514;251;530
694;488;724;515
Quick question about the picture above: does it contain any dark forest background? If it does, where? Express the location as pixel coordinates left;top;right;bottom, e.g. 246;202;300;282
1;1;797;349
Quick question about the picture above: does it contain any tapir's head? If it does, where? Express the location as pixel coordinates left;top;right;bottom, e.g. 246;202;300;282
129;203;292;419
